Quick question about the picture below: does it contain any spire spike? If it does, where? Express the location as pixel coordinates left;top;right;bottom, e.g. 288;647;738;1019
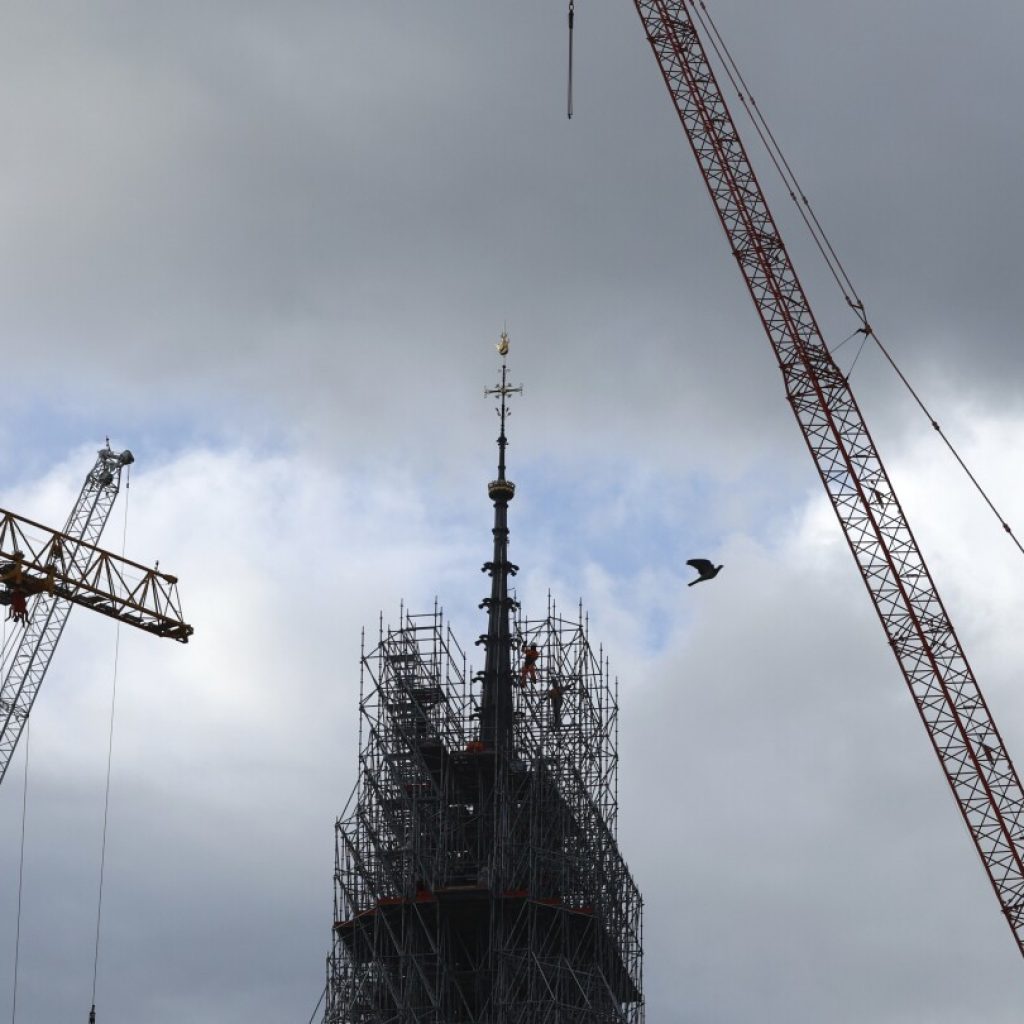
478;332;524;751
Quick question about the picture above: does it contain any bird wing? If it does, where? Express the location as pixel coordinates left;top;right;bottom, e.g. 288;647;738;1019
687;558;714;573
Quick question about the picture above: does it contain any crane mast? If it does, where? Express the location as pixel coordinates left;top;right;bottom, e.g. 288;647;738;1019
633;0;1024;954
0;446;191;787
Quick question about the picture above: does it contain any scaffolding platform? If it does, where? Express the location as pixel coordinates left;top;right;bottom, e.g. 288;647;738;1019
325;602;643;1023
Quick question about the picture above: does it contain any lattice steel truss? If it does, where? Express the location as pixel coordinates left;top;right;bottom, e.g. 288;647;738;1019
0;446;129;786
633;0;1024;956
0;445;193;788
326;599;643;1023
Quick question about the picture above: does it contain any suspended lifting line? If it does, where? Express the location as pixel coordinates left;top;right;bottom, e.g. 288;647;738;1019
688;0;1024;558
89;465;130;1024
4;596;14;1023
567;0;575;119
9;617;28;1024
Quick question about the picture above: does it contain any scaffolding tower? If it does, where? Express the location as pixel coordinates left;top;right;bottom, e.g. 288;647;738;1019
325;350;643;1023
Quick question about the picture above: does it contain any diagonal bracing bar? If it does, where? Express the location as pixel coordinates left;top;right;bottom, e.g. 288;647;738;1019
634;0;1024;955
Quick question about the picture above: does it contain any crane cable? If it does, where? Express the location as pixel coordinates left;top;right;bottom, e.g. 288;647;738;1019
89;464;130;1024
9;724;28;1024
8;606;29;1024
688;1;862;315
688;0;1024;559
567;0;575;119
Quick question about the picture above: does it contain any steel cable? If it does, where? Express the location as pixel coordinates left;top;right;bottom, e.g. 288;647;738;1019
689;0;1023;557
9;721;28;1024
90;466;130;1019
567;0;575;118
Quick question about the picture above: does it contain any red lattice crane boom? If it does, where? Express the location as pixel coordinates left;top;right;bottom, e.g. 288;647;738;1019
632;0;1024;955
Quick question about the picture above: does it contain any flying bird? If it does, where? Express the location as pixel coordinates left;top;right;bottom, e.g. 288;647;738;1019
686;558;723;586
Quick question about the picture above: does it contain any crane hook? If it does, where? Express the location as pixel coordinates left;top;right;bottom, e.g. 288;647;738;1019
567;0;575;119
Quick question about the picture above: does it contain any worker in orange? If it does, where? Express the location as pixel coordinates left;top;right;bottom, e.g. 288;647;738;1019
520;641;540;686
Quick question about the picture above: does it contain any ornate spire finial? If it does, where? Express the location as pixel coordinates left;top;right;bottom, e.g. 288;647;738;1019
484;332;523;490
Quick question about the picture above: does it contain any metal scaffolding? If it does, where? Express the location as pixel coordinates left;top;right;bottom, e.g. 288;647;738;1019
325;598;643;1023
325;350;642;1022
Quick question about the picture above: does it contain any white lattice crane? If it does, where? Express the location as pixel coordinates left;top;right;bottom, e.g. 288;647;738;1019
0;445;192;787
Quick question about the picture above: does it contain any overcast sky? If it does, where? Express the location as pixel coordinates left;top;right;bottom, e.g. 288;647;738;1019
2;2;1024;1021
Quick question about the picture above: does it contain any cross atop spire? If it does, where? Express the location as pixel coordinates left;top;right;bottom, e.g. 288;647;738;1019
484;331;523;490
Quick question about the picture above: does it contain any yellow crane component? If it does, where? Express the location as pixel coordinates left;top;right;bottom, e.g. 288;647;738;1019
0;446;192;788
0;509;191;642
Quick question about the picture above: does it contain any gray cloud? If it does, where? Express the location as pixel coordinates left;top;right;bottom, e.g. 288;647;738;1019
2;2;1024;1020
2;2;1020;469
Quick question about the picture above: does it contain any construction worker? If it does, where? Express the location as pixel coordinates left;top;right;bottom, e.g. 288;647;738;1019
47;535;63;569
546;680;571;731
8;588;27;624
520;641;540;686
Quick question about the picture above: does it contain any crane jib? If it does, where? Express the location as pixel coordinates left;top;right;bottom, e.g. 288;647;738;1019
0;449;193;790
633;0;1024;956
0;509;191;641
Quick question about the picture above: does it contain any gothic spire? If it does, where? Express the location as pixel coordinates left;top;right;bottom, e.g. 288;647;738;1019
477;331;522;751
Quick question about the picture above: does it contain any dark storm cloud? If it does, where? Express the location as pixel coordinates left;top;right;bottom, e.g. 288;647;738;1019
3;2;1020;473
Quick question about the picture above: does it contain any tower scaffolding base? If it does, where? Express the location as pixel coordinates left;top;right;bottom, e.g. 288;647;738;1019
326;599;643;1023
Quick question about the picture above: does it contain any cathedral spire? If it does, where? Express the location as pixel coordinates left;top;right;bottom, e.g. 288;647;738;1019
478;331;523;751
